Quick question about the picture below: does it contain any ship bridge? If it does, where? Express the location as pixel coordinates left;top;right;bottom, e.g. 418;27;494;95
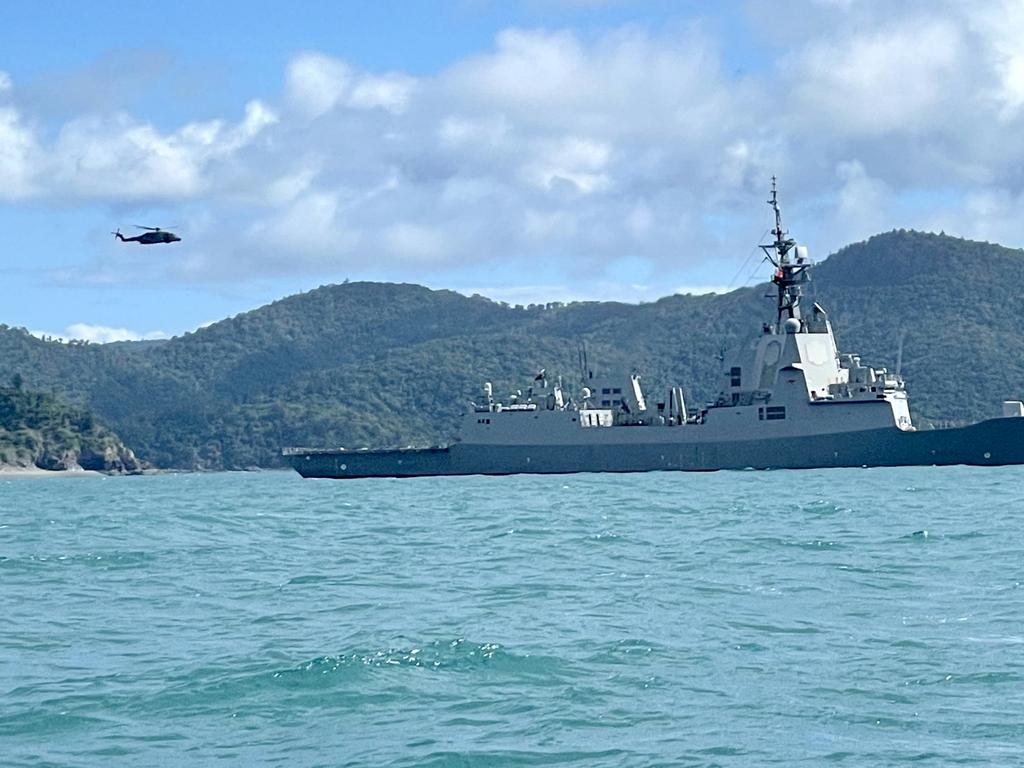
714;178;912;432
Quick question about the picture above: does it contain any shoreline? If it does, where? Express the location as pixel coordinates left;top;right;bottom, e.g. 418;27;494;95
0;466;104;478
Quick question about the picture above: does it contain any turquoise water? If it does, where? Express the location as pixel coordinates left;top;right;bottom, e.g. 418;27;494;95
1;467;1023;766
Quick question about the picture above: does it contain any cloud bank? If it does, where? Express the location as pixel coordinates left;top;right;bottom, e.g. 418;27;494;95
31;324;169;344
3;2;1024;300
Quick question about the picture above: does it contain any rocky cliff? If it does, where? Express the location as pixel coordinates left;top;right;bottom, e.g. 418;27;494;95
0;385;143;473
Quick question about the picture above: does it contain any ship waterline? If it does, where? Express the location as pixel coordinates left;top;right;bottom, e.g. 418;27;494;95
289;417;1024;478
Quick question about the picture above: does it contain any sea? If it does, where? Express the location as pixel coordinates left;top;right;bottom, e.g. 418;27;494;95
1;467;1022;767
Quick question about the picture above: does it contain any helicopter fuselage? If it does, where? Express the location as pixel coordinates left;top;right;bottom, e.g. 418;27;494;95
115;230;181;244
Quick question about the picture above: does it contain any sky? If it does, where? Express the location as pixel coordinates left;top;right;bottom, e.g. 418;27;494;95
2;0;1024;342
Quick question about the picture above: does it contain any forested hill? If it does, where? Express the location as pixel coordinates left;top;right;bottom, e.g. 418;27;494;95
0;383;142;472
2;229;1023;470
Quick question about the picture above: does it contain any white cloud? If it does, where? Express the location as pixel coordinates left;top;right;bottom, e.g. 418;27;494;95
966;1;1024;119
286;53;353;117
265;165;319;205
0;71;11;92
253;191;339;246
32;324;169;344
380;222;453;262
446;29;587;111
53;115;205;198
524;208;578;241
923;186;1024;247
349;73;416;112
829;160;894;243
521;136;611;193
784;20;964;136
460;280;730;307
47;100;277;200
438;114;510;148
0;94;277;203
286;52;414;117
13;4;1024;302
220;100;279;151
0;107;39;199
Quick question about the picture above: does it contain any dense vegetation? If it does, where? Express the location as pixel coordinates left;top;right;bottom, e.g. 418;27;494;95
0;380;142;471
1;230;1022;469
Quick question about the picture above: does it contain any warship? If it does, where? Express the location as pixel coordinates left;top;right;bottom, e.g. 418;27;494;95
287;180;1024;479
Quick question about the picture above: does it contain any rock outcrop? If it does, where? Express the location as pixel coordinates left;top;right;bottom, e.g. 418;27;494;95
0;385;145;474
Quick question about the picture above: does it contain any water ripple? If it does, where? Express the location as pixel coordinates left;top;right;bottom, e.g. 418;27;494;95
2;466;1023;766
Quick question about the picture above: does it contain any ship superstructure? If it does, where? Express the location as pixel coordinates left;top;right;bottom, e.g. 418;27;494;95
459;179;912;447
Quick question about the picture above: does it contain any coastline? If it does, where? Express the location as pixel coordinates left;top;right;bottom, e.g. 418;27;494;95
0;465;104;479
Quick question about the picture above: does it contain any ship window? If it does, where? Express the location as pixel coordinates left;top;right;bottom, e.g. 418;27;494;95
758;407;764;421
612;388;622;394
602;399;611;407
730;367;742;387
612;399;621;406
766;406;786;420
602;388;611;394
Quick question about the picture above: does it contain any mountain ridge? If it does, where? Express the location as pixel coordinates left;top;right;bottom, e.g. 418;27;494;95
2;229;1022;469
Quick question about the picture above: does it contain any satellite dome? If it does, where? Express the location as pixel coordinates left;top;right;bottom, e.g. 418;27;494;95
784;317;801;334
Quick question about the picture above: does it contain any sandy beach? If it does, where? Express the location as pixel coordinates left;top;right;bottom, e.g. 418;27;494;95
0;466;103;479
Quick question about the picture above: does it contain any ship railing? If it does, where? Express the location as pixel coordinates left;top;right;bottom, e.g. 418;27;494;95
505;403;538;411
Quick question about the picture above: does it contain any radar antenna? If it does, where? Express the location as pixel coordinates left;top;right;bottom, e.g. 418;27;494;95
759;176;811;330
578;340;591;382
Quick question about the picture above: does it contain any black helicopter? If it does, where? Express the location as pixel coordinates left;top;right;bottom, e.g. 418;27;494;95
112;225;181;244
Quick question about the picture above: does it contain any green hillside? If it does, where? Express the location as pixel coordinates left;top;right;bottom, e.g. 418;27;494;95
1;230;1022;469
0;382;143;472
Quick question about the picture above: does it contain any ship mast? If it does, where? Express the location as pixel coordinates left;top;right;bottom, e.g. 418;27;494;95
759;177;810;331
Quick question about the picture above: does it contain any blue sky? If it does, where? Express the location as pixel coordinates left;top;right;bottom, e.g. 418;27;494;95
2;1;1023;342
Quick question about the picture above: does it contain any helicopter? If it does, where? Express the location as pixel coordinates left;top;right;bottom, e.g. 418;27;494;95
112;225;181;244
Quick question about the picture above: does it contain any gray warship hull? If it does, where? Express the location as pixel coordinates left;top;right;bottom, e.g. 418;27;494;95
288;417;1024;479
